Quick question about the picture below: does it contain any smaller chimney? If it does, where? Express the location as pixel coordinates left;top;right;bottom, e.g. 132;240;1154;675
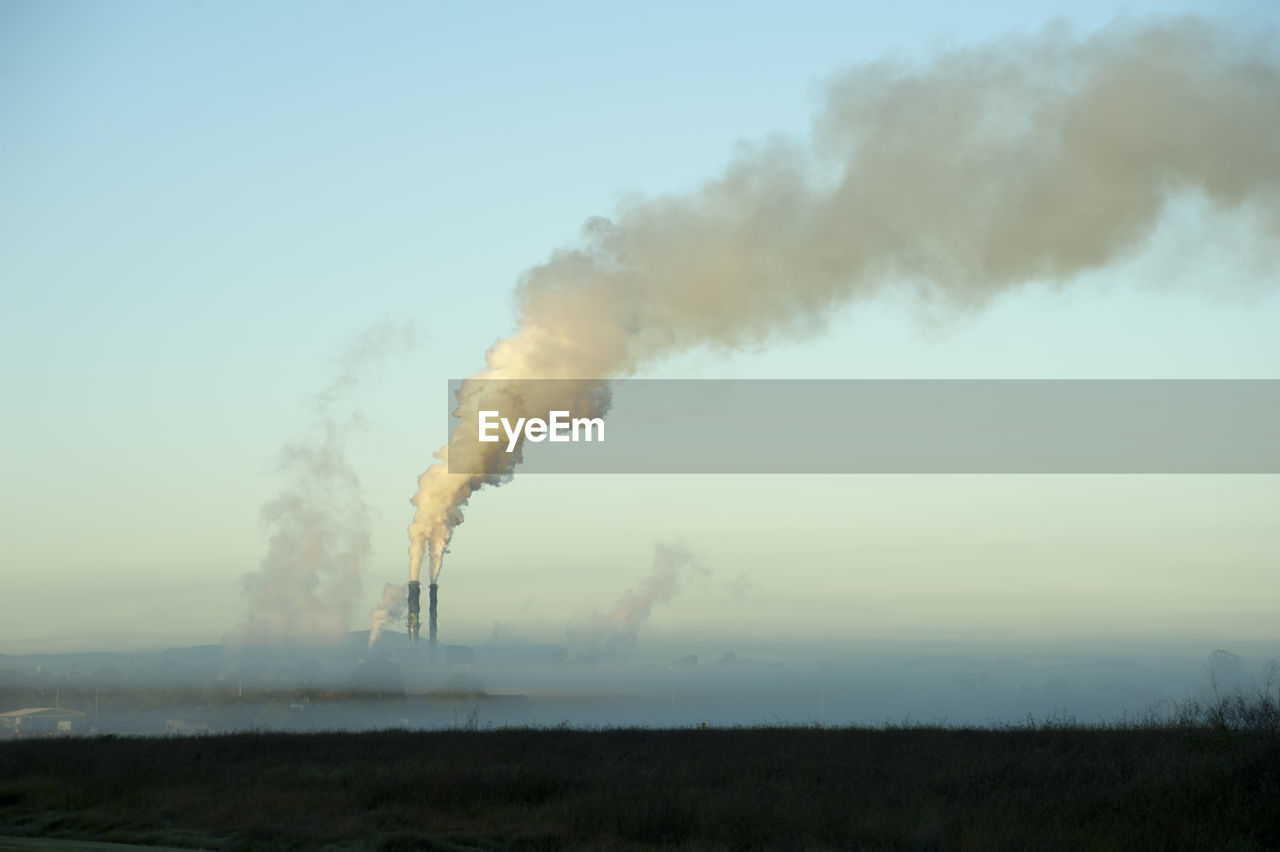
428;582;439;661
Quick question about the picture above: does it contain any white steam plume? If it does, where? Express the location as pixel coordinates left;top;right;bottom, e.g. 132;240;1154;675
367;582;408;649
229;319;415;645
566;544;697;663
408;17;1280;580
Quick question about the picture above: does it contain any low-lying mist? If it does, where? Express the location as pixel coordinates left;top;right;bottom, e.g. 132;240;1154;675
3;637;1274;735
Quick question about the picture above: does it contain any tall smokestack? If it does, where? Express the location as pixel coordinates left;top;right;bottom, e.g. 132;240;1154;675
428;582;439;651
407;580;420;644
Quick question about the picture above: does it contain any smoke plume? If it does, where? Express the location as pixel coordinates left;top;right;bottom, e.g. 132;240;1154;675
408;17;1280;578
567;544;698;663
368;582;408;649
229;319;415;645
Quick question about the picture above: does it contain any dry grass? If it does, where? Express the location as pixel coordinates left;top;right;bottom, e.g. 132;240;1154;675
2;697;1279;851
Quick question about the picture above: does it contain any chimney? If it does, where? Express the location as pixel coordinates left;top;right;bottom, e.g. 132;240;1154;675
429;582;439;662
407;581;421;644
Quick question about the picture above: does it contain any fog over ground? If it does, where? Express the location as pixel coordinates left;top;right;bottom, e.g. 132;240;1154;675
3;634;1275;733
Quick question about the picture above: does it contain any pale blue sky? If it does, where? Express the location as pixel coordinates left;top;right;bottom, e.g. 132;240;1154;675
1;0;1277;654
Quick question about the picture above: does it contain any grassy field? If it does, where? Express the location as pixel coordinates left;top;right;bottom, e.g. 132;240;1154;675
2;718;1279;851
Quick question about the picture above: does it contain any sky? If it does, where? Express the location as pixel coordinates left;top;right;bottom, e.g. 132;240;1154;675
1;0;1277;659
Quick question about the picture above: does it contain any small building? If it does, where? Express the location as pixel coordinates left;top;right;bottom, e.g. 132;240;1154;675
0;707;86;736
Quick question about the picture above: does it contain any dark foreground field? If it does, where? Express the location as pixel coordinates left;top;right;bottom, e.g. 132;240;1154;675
2;724;1279;851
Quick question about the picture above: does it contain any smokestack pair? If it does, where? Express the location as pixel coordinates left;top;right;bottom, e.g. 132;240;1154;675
405;580;438;650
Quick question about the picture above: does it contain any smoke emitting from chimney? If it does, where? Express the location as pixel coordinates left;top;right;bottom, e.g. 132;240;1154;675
368;582;407;649
406;18;1280;588
567;544;698;663
230;319;414;647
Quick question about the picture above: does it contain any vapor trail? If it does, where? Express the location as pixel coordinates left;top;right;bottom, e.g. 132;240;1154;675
567;544;697;663
408;17;1280;581
368;582;408;649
